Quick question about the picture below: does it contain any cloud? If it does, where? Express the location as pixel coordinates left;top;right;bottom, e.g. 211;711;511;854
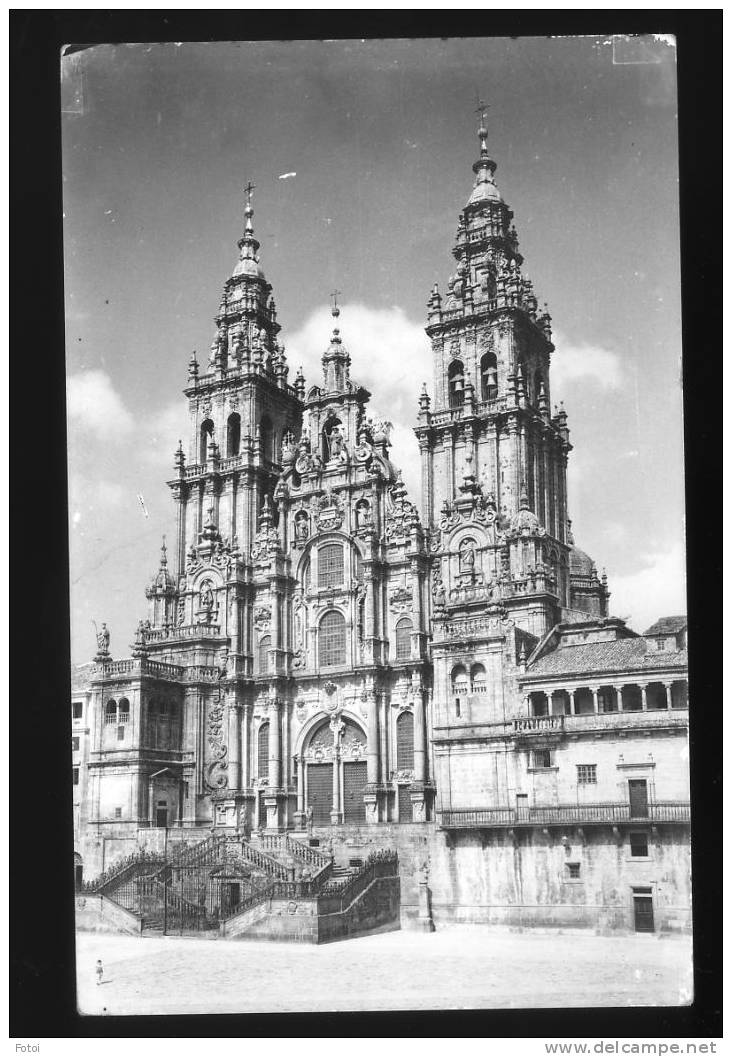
67;370;135;437
551;333;622;395
287;303;429;502
608;541;687;633
144;400;188;468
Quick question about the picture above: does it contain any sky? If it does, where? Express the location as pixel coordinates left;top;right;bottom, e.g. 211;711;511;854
62;36;685;666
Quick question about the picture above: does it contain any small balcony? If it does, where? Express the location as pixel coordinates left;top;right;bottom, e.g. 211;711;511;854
437;801;691;830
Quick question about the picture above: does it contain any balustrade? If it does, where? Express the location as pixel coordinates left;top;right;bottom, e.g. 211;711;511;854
438;801;690;830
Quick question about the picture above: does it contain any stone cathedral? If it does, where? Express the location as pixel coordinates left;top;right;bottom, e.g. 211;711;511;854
76;117;690;934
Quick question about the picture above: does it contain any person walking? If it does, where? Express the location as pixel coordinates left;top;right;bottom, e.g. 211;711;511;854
95;960;104;986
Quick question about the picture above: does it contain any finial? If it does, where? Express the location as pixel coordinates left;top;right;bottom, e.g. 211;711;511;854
160;535;168;566
243;180;256;227
330;289;341;319
474;94;490;156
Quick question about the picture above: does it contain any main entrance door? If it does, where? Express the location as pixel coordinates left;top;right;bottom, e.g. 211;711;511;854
343;761;367;823
628;779;649;818
633;890;655;932
308;763;333;824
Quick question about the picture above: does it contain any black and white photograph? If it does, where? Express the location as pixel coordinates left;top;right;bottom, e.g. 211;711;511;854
55;31;699;1020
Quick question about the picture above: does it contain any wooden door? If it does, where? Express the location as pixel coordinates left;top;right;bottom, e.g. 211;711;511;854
633;893;655;932
307;763;333;824
628;779;649;818
156;806;168;828
398;784;413;823
516;794;529;822
343;761;368;823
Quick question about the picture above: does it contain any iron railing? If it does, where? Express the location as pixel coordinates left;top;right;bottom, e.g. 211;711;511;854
438;801;691;830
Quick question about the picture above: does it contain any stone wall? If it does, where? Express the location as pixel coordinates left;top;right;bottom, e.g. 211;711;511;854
309;820;691;932
75;895;143;936
220;875;400;943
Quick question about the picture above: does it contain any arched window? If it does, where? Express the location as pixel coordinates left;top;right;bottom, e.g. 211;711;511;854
105;699;117;725
319;610;347;668
227;412;241;456
396;711;415;770
448;360;465;409
451;666;468;696
257;722;269;779
259;415;273;463
319;544;344;588
302;557;311;594
470;664;486;694
395;618;412;661
481;352;498;401
118;698;130;724
257;635;271;674
200;419;214;464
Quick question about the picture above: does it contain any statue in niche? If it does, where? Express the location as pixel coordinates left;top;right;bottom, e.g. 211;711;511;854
356;500;372;530
199;579;215;610
327;425;346;461
459;538;477;574
294;511;309;542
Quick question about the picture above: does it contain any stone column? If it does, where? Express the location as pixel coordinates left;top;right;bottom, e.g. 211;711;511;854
616;686;624;712
663;682;672;709
413;691;427;783
592;687;599;714
411;685;428;824
568;689;576;715
265;700;282;831
641;684;648;711
330;746;342;825
227;702;241;792
271;586;280;675
364;692;380;825
296;755;305;816
241;705;251;787
268;700;281;789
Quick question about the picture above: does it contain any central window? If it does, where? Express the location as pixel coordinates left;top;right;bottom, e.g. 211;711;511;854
319;610;347;667
577;764;597;785
319;544;344;588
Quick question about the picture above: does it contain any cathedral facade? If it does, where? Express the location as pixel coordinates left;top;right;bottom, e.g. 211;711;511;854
76;118;690;933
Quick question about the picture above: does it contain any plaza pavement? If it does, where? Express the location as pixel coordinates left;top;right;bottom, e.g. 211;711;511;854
76;925;693;1017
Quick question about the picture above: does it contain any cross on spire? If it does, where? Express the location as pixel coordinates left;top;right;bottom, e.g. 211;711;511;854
330;289;342;317
474;95;489;125
243;180;256;205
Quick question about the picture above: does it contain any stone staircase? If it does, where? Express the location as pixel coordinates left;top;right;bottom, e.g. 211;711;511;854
82;834;397;941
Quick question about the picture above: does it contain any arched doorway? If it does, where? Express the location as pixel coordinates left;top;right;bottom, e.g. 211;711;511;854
303;716;367;825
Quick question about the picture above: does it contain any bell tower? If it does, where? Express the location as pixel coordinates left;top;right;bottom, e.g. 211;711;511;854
416;104;576;633
168;184;304;579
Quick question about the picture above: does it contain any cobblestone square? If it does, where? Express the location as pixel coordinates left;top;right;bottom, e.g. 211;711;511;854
76;926;693;1016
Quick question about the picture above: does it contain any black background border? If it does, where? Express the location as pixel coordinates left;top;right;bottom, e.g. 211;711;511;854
10;8;721;1039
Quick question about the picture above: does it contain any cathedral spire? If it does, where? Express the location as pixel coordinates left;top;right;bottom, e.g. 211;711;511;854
468;99;502;206
233;180;264;279
322;292;351;393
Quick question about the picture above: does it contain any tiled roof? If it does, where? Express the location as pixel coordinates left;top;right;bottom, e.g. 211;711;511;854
71;662;95;694
643;615;687;636
526;638;688;679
